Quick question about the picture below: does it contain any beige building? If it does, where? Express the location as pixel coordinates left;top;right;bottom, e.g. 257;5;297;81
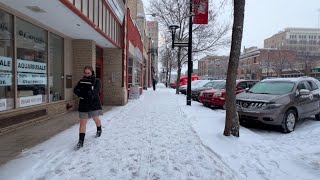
264;28;320;56
146;21;159;80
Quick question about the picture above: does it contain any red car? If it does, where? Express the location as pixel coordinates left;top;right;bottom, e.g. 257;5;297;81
199;80;259;109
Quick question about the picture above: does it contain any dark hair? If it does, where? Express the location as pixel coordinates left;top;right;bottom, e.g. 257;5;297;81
84;66;95;75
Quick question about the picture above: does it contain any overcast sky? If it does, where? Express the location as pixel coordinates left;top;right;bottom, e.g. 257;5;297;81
143;0;320;56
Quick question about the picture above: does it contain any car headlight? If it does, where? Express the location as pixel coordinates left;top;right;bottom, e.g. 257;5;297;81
214;92;222;97
263;102;282;110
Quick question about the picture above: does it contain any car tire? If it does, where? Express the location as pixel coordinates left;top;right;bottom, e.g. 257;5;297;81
281;109;297;133
315;114;320;121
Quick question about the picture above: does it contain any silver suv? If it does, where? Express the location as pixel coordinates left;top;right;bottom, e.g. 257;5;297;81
236;76;320;133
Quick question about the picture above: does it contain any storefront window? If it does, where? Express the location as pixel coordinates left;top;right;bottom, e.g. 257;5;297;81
0;10;13;111
16;18;48;108
128;58;133;87
49;33;64;102
135;61;141;85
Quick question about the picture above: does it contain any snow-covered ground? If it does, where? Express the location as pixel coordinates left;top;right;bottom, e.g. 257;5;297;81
0;83;319;180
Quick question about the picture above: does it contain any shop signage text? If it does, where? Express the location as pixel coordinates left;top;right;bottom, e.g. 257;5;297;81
19;95;42;107
0;99;6;111
18;73;47;85
18;30;46;44
0;56;12;71
0;73;12;86
17;59;46;73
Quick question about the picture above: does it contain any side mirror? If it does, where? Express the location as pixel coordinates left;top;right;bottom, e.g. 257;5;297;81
245;87;250;92
299;89;310;96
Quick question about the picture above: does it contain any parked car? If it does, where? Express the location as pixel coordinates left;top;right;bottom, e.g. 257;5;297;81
170;75;199;89
199;80;258;109
236;76;320;133
191;80;223;101
179;80;211;94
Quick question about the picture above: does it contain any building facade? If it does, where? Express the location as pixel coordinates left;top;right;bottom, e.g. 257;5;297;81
264;28;320;57
238;47;297;79
198;55;229;79
146;21;159;81
0;0;156;133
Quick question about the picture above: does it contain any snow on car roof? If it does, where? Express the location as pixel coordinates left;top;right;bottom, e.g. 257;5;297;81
261;76;315;83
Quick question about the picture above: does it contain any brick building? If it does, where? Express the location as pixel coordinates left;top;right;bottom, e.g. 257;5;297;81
238;47;297;79
198;55;229;79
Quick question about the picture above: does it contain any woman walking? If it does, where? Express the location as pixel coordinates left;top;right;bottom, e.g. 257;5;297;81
73;66;103;149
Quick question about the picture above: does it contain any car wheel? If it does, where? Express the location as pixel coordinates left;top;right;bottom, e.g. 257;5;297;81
315;114;320;121
281;109;297;133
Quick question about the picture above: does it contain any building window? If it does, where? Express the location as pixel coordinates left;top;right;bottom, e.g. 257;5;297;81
83;0;88;17
88;0;94;22
253;57;257;63
49;33;64;102
94;0;99;25
128;58;133;87
0;10;14;111
135;61;141;85
16;18;48;108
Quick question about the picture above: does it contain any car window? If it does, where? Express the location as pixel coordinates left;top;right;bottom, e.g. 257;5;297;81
247;81;257;88
249;81;294;95
203;82;214;87
213;82;226;89
297;81;311;91
306;80;319;91
237;82;247;89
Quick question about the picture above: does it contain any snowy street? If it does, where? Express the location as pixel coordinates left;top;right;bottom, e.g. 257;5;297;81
0;84;320;180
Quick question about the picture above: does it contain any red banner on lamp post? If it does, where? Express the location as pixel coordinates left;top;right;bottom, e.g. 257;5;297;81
193;0;209;24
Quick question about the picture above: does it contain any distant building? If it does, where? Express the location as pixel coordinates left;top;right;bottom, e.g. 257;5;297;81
146;21;159;80
264;28;320;57
198;56;229;79
239;47;297;79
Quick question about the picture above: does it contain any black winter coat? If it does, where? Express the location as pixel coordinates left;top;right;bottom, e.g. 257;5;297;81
73;76;102;112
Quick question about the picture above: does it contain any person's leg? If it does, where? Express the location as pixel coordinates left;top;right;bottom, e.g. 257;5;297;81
76;118;88;148
93;116;102;137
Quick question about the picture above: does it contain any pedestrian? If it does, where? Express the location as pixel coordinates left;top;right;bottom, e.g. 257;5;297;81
152;78;157;91
73;66;103;149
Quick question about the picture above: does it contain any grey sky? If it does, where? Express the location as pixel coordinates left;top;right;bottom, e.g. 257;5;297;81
143;0;320;55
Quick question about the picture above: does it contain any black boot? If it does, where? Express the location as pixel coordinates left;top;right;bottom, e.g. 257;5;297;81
75;133;85;149
96;126;102;137
75;140;83;149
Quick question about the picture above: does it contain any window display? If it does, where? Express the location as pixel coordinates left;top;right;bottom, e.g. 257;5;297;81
0;10;13;111
16;18;48;108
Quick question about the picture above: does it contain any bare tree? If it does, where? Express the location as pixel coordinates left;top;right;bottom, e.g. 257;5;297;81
148;0;230;94
224;0;245;137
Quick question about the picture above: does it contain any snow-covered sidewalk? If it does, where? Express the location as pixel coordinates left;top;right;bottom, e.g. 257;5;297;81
0;83;319;180
0;84;235;180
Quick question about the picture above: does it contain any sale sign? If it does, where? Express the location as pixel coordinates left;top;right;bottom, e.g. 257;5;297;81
193;0;209;24
19;95;43;107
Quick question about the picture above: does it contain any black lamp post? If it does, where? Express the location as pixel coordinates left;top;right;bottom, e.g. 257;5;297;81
169;0;193;106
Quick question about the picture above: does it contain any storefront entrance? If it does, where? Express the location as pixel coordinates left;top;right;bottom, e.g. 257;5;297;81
96;46;104;104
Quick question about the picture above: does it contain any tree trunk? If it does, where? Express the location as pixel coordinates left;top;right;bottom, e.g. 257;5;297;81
223;0;246;137
176;47;182;94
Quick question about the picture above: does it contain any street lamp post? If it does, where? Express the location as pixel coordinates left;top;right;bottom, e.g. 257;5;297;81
169;0;193;106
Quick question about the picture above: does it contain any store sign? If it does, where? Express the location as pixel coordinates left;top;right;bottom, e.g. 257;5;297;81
18;30;46;44
0;56;12;71
0;73;12;86
18;73;47;85
0;99;6;111
129;85;140;99
17;59;46;73
193;0;209;24
19;95;42;107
